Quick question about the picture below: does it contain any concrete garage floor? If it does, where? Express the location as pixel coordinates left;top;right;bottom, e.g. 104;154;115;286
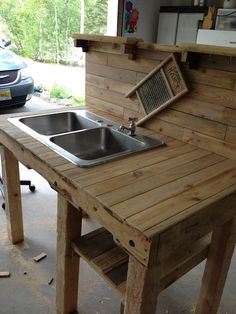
0;98;235;314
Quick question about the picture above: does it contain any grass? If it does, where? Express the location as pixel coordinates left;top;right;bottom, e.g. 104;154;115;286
49;84;70;99
72;97;85;105
48;84;85;105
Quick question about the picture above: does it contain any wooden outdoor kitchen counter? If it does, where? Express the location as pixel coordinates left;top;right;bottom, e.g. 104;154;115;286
0;106;236;262
0;106;236;313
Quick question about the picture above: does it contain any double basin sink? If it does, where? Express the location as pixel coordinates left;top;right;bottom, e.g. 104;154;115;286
9;110;164;167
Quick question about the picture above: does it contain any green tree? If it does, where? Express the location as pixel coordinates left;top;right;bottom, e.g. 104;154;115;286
84;0;108;34
0;0;108;63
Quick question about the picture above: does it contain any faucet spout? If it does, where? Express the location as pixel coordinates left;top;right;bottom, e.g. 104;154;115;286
118;117;137;137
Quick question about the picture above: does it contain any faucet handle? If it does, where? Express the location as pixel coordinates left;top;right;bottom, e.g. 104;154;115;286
128;117;137;137
128;118;138;130
128;117;138;124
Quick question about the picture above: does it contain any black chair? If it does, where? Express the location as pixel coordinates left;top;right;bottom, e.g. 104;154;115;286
0;176;35;209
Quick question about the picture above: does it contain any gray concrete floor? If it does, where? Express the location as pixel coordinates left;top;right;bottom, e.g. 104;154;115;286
0;98;235;314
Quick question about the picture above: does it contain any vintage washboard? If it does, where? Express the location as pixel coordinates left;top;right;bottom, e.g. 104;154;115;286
125;54;189;125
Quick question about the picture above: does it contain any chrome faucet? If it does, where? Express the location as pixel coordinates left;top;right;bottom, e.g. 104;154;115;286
119;117;138;137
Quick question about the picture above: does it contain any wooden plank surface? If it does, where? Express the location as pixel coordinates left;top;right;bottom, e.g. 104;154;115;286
107;53;158;74
84;43;236;161
152;108;227;140
171;97;226;124
86;83;139;112
2;113;236;235
1;105;236;267
112;159;236;220
86;146;205;196
180;42;236;58
184;66;236;91
0;39;235;313
1;146;24;244
56;196;82;314
96;151;221;206
128;174;236;237
71;228;212;304
195;217;236;314
124;256;160;314
73;35;236;58
72;228;128;295
87;62;137;84
183;129;236;160
72;33;140;45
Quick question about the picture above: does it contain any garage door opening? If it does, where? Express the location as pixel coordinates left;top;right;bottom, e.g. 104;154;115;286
0;0;119;109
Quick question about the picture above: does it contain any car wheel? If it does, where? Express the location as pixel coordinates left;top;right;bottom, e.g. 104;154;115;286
16;102;26;107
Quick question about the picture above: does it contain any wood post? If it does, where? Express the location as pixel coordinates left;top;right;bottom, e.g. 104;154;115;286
1;146;24;244
124;255;160;314
56;194;82;314
195;217;236;314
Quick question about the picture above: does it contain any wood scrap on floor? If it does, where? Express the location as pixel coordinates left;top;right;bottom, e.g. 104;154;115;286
33;252;47;262
0;271;11;278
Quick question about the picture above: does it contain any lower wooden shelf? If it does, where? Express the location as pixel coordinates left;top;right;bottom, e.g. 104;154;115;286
72;227;211;297
72;227;128;296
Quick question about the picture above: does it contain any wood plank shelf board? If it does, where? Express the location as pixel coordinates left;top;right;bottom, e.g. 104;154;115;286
180;43;236;58
72;34;236;58
72;34;142;45
72;228;128;296
72;34;141;59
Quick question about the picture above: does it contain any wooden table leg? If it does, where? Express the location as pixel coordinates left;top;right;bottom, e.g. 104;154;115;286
1;146;24;244
56;194;82;314
195;217;236;314
124;255;160;314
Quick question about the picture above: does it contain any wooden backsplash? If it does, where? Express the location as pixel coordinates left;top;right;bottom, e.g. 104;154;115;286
85;43;236;160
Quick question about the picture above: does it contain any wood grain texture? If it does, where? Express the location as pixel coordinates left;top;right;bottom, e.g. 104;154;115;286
72;227;128;296
97;151;219;207
2;38;236;314
84;43;236;159
112;159;236;220
108;53;158;74
86;83;139;111
157;108;226;140
86;51;108;65
1;146;23;244
226;126;236;145
184;66;236;91
1;103;236;314
124;256;160;314
183;129;236;160
179;43;236;58
56;196;82;314
129;170;236;237
72;33;140;45
87;62;137;84
195;217;236;314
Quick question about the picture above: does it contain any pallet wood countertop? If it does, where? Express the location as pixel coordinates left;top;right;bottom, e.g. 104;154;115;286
0;103;235;313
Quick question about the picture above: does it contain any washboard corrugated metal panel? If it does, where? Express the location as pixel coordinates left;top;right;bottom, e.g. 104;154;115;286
125;54;189;125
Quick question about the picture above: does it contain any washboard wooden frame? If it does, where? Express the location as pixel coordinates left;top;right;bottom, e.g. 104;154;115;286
125;53;189;125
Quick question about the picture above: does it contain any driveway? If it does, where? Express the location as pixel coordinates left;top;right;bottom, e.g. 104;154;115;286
0;57;85;115
0;95;61;115
25;58;85;98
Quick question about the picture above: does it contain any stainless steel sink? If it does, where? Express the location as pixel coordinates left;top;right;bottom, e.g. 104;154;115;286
50;127;149;166
19;111;99;135
9;110;165;167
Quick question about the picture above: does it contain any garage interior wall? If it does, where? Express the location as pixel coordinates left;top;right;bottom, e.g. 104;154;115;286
117;0;224;42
